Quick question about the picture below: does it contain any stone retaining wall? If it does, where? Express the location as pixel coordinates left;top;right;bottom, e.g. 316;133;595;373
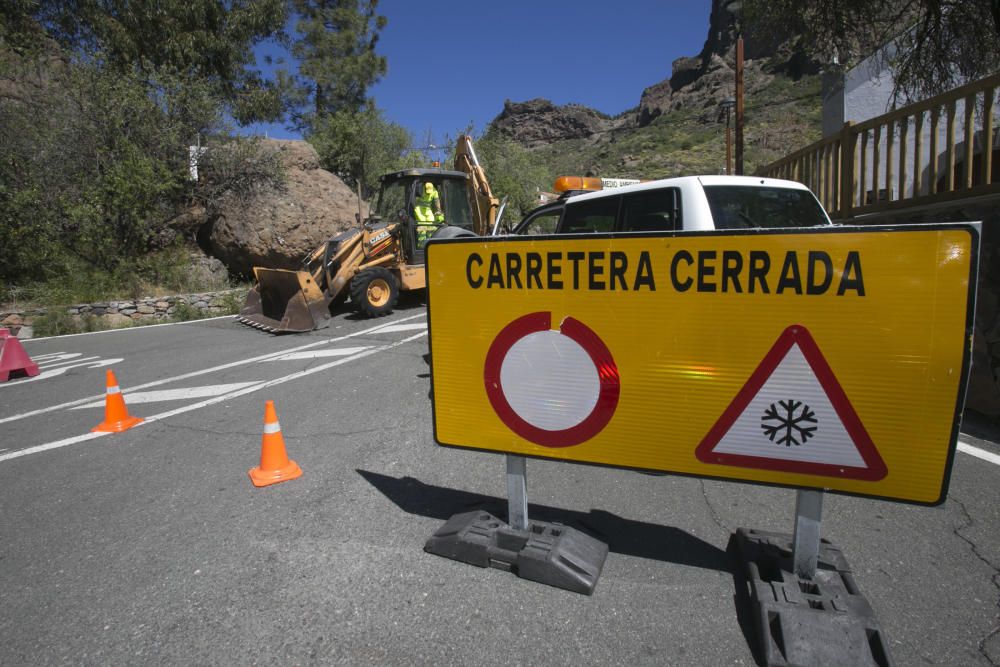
0;288;248;336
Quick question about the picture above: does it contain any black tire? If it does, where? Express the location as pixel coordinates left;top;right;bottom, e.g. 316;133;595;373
350;267;399;318
430;225;477;240
328;290;348;311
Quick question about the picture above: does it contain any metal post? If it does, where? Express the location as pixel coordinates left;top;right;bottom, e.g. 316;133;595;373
726;121;733;175
735;35;745;175
506;455;528;531
792;489;824;579
719;98;736;175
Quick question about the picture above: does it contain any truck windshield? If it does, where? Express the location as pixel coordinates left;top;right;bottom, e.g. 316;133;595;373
704;186;830;229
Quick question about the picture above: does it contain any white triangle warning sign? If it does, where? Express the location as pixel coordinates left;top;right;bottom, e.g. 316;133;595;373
696;325;887;481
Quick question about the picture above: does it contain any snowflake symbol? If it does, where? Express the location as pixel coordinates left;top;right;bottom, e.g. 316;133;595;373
761;399;818;447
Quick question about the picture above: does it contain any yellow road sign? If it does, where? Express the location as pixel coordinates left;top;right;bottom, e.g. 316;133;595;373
427;225;978;504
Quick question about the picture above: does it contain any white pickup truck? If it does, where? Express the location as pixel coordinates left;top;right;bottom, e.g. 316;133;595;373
510;175;832;235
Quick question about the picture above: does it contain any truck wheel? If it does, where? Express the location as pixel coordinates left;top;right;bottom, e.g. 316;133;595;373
328;290;348;311
351;267;399;317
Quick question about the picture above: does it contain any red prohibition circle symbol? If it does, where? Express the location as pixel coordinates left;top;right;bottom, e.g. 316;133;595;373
483;312;620;448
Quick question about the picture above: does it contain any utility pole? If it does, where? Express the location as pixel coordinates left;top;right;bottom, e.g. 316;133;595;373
719;98;735;175
735;34;745;175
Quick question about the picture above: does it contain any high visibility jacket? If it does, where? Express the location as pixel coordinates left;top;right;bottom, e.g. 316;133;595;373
414;186;444;223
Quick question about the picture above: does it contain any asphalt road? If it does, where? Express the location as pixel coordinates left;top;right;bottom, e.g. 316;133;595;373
1;304;998;665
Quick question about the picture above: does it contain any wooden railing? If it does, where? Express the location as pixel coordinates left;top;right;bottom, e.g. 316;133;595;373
757;72;1000;219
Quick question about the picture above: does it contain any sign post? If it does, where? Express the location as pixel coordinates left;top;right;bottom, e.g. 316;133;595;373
792;489;824;578
506;455;528;531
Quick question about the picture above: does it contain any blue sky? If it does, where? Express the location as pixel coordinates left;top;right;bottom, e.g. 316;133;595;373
250;1;712;146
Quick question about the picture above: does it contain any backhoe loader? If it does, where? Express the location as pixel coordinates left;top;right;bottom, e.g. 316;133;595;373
238;136;500;333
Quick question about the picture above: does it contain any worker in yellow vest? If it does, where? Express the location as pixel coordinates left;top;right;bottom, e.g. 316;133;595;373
414;181;445;246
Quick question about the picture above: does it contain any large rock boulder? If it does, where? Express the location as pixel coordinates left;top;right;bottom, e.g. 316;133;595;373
202;139;366;276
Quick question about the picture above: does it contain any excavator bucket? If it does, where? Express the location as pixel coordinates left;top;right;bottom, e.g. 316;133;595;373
238;268;332;333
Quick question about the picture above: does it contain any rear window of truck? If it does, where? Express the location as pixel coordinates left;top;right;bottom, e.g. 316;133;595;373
704;186;830;229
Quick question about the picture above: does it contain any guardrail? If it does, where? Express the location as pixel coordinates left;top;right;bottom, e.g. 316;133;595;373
757;73;1000;219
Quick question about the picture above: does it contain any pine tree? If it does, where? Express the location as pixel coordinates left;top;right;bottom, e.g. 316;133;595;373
8;0;289;123
745;0;1000;101
290;0;388;129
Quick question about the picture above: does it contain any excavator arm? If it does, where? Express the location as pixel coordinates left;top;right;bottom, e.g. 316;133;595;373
454;135;500;236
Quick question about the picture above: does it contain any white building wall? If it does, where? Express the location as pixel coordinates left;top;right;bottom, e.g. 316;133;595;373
822;44;996;203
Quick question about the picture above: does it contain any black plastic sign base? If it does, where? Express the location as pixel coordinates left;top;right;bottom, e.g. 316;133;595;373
424;511;608;595
735;528;894;667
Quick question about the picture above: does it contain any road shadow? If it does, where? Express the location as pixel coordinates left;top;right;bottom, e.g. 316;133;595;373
960;409;1000;444
357;469;732;573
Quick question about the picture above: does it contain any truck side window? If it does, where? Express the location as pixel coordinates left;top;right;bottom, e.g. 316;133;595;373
375;180;408;222
560;196;620;233
520;211;561;235
620;189;680;232
440;178;474;229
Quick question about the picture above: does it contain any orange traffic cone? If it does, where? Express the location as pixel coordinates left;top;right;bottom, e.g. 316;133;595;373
249;400;303;487
92;369;144;433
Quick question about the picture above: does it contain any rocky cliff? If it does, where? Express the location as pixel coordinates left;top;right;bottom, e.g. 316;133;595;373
491;99;628;149
491;0;818;146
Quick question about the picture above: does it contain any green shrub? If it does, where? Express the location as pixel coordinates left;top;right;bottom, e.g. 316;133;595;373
31;310;81;337
307;106;410;199
217;291;246;315
130;245;219;295
469;131;550;225
171;302;202;321
195;137;286;210
79;314;109;333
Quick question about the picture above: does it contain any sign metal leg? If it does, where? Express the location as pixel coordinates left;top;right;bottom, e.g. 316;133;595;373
506;455;528;531
792;489;824;579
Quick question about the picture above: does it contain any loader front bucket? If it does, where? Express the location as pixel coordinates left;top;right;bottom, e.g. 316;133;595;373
238;268;333;333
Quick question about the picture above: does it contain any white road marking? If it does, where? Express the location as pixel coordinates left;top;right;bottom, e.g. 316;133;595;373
958;440;1000;466
0;432;108;464
21;315;237;341
37;356;99;369
71;382;263;409
368;323;428;334
265;347;371;361
0;357;122;387
31;353;83;362
0;312;427;424
0;331;428;464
